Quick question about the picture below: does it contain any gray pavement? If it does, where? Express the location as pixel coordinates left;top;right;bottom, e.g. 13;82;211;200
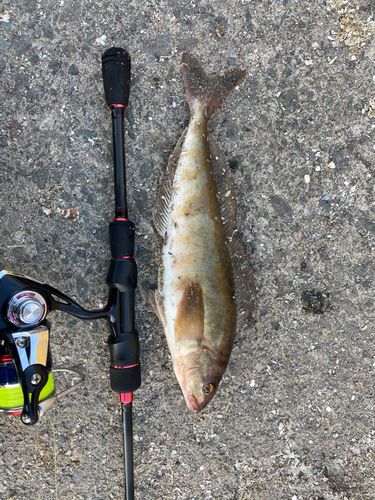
0;0;374;499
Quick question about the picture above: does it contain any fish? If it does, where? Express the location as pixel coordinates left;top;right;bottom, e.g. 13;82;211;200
149;52;256;412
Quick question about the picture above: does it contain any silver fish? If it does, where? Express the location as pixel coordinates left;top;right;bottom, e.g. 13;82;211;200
149;52;256;412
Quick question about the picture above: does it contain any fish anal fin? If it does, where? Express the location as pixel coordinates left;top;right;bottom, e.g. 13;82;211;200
208;135;237;239
181;52;247;118
148;289;167;330
175;281;204;344
228;233;257;333
153;129;187;237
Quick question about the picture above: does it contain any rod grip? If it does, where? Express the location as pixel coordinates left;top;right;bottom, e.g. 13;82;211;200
108;328;141;393
109;220;134;257
102;47;131;107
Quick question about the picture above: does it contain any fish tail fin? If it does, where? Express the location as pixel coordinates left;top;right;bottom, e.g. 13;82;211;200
181;52;247;118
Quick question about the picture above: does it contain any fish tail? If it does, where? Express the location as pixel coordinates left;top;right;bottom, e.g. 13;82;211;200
181;52;247;118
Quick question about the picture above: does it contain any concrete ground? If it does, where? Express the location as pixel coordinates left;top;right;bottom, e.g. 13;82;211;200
0;0;374;499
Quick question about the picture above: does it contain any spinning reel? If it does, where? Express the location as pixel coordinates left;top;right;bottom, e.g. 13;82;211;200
0;270;85;424
0;263;139;426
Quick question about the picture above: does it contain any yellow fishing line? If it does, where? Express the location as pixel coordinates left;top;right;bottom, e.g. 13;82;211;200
0;373;54;409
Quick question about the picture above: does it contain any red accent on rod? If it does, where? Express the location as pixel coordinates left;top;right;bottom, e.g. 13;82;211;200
120;392;133;404
113;256;133;259
111;363;139;369
114;218;129;221
110;104;126;109
0;354;13;363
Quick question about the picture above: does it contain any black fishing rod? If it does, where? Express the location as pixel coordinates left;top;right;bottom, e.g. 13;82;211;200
102;47;141;500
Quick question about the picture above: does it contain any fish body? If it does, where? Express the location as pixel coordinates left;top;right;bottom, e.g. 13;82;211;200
150;53;256;412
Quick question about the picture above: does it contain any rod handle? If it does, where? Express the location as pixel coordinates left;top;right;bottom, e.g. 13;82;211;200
102;47;131;107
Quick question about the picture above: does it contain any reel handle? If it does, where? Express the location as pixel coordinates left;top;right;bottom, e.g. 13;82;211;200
21;364;49;425
102;48;131;108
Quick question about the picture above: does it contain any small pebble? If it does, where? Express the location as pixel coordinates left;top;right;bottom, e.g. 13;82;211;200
95;35;107;45
0;12;10;22
58;207;79;222
328;161;336;169
322;195;329;201
315;165;321;171
172;101;177;108
304;174;310;184
326;406;331;412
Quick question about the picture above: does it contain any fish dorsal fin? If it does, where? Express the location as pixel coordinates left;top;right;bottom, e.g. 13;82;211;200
174;281;204;344
228;233;257;333
208;135;237;239
153;129;187;237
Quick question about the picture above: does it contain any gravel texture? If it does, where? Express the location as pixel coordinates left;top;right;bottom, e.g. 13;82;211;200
0;1;374;499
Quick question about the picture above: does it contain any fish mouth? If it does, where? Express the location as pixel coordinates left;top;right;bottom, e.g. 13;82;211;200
186;393;202;413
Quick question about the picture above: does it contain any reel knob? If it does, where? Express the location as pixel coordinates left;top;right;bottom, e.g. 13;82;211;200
7;291;47;327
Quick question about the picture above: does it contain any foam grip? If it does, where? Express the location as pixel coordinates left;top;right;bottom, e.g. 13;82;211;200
109;219;135;257
108;330;139;366
110;364;141;393
102;47;131;107
106;260;137;292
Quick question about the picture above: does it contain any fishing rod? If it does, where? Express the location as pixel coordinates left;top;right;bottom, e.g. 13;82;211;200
101;47;141;500
0;46;140;499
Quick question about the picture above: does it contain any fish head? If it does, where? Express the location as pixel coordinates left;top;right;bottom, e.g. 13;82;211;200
177;348;229;412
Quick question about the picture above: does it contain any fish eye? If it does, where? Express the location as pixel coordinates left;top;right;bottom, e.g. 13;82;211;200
202;383;215;395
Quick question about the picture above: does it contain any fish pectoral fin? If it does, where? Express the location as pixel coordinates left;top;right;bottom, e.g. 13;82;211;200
148;289;167;329
174;281;204;344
